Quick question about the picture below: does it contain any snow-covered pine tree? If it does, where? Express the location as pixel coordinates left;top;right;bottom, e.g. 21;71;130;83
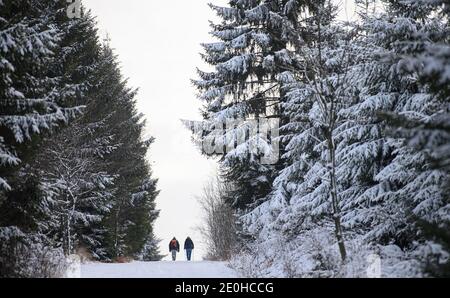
105;127;160;260
0;0;82;191
243;1;355;265
281;0;448;274
220;0;449;277
36;126;114;257
139;231;165;261
104;115;160;260
0;0;85;277
188;0;307;215
36;7;117;260
375;0;450;276
95;43;160;261
240;2;318;242
125;175;160;259
335;0;447;254
305;0;449;275
25;2;112;258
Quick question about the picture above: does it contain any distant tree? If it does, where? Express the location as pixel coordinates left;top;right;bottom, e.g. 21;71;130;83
140;231;165;261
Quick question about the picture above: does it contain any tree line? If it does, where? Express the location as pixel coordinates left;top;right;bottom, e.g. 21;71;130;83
190;0;449;277
0;0;162;277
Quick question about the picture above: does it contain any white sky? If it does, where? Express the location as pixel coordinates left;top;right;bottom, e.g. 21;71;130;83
82;0;356;261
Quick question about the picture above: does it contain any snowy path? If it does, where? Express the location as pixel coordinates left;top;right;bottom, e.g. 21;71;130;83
81;261;238;278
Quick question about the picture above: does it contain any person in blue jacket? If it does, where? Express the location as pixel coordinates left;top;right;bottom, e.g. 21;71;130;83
184;237;194;261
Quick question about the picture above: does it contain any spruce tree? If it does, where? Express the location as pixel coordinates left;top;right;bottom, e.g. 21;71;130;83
377;0;450;275
96;43;161;260
0;0;83;276
188;0;307;213
0;0;82;192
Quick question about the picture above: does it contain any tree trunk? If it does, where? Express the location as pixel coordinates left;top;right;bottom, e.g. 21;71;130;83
327;134;347;262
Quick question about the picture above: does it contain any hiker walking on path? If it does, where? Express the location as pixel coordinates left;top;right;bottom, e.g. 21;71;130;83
184;236;194;261
169;237;180;261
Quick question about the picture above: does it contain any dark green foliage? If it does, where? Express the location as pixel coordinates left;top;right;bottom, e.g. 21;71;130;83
0;0;161;276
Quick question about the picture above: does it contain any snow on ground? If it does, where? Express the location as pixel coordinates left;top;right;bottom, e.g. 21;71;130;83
81;261;238;278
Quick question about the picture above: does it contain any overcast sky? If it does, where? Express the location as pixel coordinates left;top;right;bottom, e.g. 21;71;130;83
82;0;356;261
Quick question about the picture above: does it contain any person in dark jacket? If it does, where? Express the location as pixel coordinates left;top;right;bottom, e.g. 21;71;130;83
184;236;194;261
169;237;180;261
